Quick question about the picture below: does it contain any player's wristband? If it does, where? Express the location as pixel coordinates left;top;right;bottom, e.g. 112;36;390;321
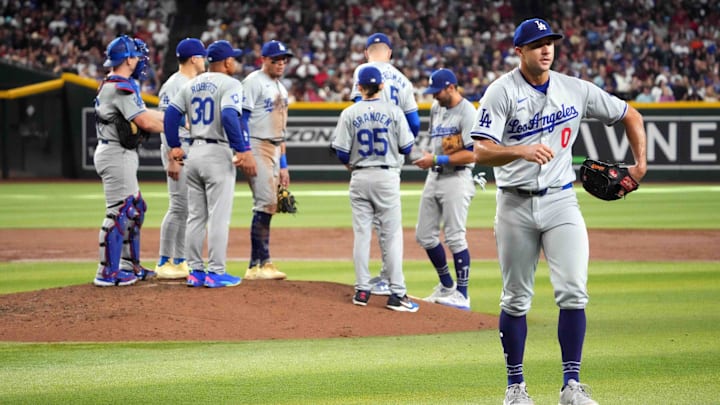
434;155;449;165
280;154;288;169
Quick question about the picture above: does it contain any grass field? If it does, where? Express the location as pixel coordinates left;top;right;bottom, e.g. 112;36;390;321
1;181;719;404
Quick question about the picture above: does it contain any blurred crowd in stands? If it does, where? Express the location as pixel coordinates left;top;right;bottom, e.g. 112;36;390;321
2;0;718;103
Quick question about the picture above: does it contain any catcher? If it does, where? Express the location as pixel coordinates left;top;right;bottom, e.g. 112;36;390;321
92;35;164;287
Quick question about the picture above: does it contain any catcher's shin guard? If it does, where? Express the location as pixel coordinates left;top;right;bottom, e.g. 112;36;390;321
98;201;130;279
121;193;154;279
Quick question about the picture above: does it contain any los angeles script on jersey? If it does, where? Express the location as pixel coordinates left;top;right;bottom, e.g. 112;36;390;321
508;104;579;140
352;111;392;128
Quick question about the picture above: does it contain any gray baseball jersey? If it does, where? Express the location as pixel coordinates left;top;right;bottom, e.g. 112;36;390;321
157;71;192;263
471;69;627;189
332;99;414;296
351;61;418;114
470;67;628;316
242;69;289;142
168;72;243;274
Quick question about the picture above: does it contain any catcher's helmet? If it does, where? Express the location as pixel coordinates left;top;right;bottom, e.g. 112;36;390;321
131;38;150;81
103;35;144;68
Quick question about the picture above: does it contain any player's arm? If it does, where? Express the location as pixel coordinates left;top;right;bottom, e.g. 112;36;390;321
222;107;256;177
621;105;648;181
133;108;164;133
163;104;185;163
405;111;420;138
473;139;554;166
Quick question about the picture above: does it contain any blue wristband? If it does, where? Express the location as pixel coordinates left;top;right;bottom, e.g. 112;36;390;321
280;154;288;169
436;155;449;165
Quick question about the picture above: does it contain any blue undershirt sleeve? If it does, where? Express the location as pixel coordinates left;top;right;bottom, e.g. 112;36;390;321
163;105;183;148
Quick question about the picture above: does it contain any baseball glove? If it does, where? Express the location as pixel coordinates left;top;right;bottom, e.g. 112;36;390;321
277;185;298;214
114;115;150;150
580;158;639;201
442;133;464;155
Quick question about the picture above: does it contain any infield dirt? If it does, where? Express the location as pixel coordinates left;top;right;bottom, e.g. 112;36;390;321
0;228;716;342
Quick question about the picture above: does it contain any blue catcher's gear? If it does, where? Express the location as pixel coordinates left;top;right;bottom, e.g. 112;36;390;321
103;35;144;68
131;38;150;81
121;193;155;280
97;199;131;280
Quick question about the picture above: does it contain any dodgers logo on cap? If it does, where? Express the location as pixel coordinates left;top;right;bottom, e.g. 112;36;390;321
513;18;564;47
262;40;294;58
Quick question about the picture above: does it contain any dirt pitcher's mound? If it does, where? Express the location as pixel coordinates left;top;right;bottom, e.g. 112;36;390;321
0;280;497;342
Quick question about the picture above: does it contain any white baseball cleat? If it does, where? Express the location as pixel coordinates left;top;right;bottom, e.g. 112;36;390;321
423;282;456;303
435;290;471;311
558;379;598;405
504;382;534;405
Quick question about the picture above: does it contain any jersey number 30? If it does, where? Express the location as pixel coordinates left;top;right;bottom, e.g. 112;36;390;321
190;96;215;125
357;128;388;157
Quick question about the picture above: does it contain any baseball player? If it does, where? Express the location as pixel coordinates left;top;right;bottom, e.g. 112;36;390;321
350;32;420;296
240;40;293;281
164;40;257;288
331;66;419;312
412;68;477;311
470;18;647;405
154;38;207;279
92;35;164;287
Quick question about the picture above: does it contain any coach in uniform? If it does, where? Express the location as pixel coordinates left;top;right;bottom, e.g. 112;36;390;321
154;38;207;279
164;40;257;288
412;68;477;311
92;35;164;287
471;18;647;405
241;40;293;281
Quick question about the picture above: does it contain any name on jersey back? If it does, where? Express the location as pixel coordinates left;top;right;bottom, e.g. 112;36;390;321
352;111;392;128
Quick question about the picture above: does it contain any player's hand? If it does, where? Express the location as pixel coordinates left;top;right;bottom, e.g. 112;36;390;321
169;147;185;164
628;164;647;182
234;151;257;177
280;168;290;188
473;172;487;191
412;151;435;170
523;144;554;165
167;158;182;181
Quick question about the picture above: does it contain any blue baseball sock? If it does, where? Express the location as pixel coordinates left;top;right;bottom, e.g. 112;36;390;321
559;308;586;386
250;211;272;266
500;310;527;386
452;249;470;298
173;257;185;265
158;256;170;266
425;244;453;288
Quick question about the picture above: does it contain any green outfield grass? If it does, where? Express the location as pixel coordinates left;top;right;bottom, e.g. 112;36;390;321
0;181;719;404
1;181;719;229
0;260;718;404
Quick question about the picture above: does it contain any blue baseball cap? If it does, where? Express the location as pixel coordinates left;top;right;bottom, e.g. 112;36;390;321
423;68;457;94
103;35;144;67
207;40;242;62
513;18;563;47
176;38;207;59
261;40;293;58
358;66;383;85
366;33;391;49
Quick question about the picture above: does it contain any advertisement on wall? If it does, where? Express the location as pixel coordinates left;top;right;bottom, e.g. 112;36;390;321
82;107;719;174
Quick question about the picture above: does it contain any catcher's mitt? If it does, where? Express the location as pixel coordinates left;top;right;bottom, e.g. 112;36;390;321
441;133;464;155
277;185;298;214
113;115;150;150
580;158;638;201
